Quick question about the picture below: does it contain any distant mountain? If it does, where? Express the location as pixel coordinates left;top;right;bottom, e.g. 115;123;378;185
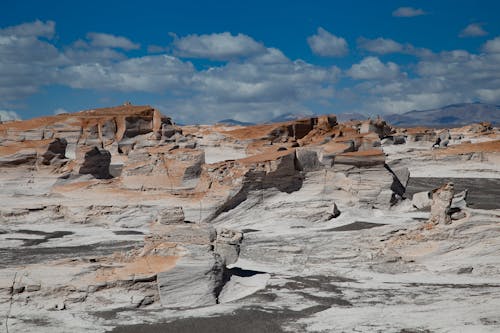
268;113;312;123
269;112;369;123
385;102;500;127
216;119;256;126
336;112;368;122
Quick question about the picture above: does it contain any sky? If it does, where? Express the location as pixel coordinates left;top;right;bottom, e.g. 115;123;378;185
0;0;499;124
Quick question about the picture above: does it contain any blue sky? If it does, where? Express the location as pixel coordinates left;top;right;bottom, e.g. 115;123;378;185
1;0;499;123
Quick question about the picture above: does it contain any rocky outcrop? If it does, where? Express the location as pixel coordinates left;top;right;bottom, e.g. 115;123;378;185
322;202;341;220
429;182;454;225
77;146;111;179
359;118;393;138
434;129;451;148
215;228;243;265
152;224;243;308
41;138;67;165
121;147;205;190
157;250;225;308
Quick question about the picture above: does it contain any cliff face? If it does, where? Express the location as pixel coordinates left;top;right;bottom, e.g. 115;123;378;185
0;105;177;171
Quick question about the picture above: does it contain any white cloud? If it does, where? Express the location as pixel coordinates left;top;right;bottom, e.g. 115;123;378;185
345;47;500;114
307;27;348;57
172;32;266;60
357;37;433;58
86;32;140;50
347;57;400;80
60;55;195;92
482;36;500;53
196;60;339;103
357;37;403;54
54;108;68;115
2;19;500;123
460;23;488;38
0;22;62;103
250;47;289;64
0;110;21;121
0;20;55;38
63;44;126;64
392;7;426;17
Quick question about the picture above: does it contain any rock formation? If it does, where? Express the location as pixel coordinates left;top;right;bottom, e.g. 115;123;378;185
1;105;499;332
429;182;455;225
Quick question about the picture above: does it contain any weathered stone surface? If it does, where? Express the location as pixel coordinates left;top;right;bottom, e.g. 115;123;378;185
157;207;185;224
451;210;466;220
1;105;500;332
77;146;111;179
215;228;243;265
429;182;454;225
412;191;432;210
0;150;37;167
434;129;451;148
323;202;341;220
295;147;321;171
452;189;468;209
157;251;224;308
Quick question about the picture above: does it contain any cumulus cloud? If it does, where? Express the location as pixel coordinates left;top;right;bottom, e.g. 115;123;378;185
347;57;400;80
357;37;403;54
460;23;488;38
482;36;500;53
2;19;500;123
0;21;62;103
307;27;348;57
345;47;500;114
392;7;426;17
357;37;433;58
163;53;340;123
0;20;55;38
0;110;21;121
86;32;140;50
172;32;266;60
60;55;195;92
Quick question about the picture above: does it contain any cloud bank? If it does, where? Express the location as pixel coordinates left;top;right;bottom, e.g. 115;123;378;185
1;20;500;123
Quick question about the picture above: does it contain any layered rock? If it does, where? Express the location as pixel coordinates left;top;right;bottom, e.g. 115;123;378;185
150;223;243;308
121;146;205;190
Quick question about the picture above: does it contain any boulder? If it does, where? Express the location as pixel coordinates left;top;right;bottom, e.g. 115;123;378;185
215;228;243;265
78;146;111;179
157;251;225;308
360;119;392;138
412;191;432;210
157;207;185;224
451;189;468;209
433;129;451;148
154;226;242;308
295;148;321;171
41;138;67;165
323;202;341;220
387;166;410;199
429;183;454;225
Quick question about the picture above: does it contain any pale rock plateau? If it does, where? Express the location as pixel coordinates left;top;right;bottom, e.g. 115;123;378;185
0;105;499;332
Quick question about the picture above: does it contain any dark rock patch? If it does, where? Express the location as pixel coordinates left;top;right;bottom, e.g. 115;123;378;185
323;221;385;232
